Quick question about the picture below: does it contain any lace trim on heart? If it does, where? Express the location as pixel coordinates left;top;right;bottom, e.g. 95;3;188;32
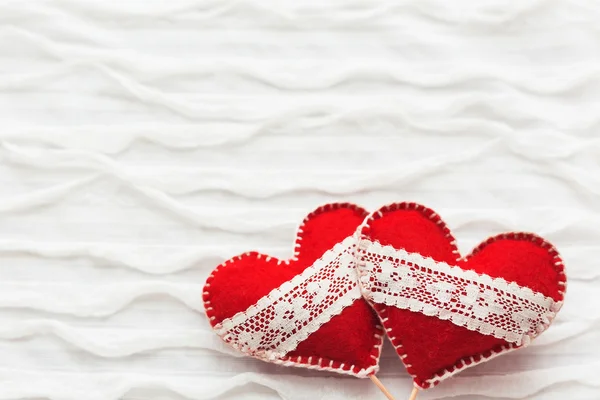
358;239;561;346
214;235;362;360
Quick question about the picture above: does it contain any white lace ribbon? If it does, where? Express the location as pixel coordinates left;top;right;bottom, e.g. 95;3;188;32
358;240;561;346
215;236;362;359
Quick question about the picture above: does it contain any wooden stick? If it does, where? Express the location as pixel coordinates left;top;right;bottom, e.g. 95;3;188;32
408;387;419;400
369;375;396;400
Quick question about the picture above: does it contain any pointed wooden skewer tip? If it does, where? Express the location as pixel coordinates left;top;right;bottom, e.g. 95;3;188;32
408;387;419;400
369;374;396;400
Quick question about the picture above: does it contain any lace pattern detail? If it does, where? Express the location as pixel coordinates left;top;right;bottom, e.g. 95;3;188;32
358;240;561;346
215;236;361;359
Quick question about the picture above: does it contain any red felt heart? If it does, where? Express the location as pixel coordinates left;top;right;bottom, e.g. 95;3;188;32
357;202;566;389
203;203;384;377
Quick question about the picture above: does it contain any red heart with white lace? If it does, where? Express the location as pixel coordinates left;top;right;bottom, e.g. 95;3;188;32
356;202;566;389
203;203;384;377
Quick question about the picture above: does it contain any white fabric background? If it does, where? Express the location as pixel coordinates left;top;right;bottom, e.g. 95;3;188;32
0;1;599;399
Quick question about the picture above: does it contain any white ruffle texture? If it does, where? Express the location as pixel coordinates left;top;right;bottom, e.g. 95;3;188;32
0;1;598;399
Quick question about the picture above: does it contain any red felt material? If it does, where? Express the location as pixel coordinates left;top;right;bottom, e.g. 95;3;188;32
204;203;383;376
360;202;566;389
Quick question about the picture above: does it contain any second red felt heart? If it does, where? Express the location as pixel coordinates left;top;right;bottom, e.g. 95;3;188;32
356;202;566;389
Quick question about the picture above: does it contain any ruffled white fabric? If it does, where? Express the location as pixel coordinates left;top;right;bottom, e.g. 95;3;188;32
0;1;599;399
